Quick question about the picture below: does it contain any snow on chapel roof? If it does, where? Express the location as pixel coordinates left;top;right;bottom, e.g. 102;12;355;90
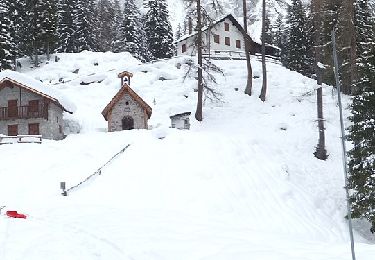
0;70;75;113
102;83;152;121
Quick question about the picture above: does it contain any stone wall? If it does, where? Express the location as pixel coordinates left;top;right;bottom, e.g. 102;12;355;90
0;84;65;140
109;93;147;132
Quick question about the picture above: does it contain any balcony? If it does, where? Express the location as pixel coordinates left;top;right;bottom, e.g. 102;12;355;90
0;104;48;120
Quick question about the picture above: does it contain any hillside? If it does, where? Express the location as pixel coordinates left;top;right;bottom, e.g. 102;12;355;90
0;52;375;259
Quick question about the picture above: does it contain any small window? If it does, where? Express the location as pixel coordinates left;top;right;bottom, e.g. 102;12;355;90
8;124;18;136
236;40;241;49
182;43;187;53
125;101;129;106
28;123;40;135
214;34;220;44
224;22;229;31
225;37;230;46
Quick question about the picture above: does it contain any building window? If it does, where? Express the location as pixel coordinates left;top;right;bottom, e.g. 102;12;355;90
224;22;229;31
8;124;18;136
28;123;40;135
182;44;187;53
236;40;241;49
214;34;220;44
225;37;230;46
8;99;18;118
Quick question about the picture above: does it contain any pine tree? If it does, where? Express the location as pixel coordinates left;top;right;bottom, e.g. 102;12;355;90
111;0;123;52
73;0;95;52
347;0;375;232
115;0;144;59
285;0;311;75
8;1;21;63
87;0;100;52
144;0;174;59
13;1;31;58
96;0;115;51
35;0;57;60
57;0;75;53
0;0;14;69
139;15;153;62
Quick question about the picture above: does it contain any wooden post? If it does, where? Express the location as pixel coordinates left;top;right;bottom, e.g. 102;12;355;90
60;182;67;196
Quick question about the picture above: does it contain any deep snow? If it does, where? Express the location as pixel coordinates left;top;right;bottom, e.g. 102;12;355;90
0;52;374;259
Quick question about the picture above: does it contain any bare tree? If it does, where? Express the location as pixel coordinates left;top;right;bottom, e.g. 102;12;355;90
195;0;204;121
311;0;328;160
243;0;253;96
183;0;223;121
259;0;267;101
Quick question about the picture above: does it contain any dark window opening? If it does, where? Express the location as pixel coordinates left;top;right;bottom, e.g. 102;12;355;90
225;37;230;46
182;44;187;53
224;22;229;31
236;40;241;49
214;34;220;44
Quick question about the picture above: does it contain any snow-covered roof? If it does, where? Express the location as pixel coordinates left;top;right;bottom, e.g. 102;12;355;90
0;70;75;113
102;83;152;120
174;14;251;44
170;112;191;119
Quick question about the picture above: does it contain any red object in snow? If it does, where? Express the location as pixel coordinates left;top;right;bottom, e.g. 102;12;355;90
6;210;27;219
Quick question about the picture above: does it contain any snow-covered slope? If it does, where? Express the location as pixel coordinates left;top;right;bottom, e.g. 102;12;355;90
0;52;374;259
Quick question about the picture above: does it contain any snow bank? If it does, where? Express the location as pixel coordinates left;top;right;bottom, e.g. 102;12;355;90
0;51;374;260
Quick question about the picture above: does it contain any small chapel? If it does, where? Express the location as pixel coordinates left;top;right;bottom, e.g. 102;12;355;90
102;71;152;132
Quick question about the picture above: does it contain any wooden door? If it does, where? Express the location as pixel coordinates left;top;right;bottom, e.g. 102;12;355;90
8;125;18;136
8;100;18;118
122;116;134;130
28;123;40;135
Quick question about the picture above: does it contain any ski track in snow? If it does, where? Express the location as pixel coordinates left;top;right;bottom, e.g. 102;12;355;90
0;52;374;259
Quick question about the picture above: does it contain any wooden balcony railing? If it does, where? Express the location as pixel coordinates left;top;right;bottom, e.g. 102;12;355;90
0;104;48;120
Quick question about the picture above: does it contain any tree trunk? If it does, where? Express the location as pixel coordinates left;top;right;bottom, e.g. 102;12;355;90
195;0;203;121
312;0;327;160
243;0;253;96
33;41;39;67
259;0;267;101
46;42;50;61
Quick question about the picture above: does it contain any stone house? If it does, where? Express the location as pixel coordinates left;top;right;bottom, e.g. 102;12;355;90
102;71;152;131
0;70;74;140
175;14;279;59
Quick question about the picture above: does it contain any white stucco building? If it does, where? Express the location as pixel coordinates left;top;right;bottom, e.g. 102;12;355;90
175;14;279;59
175;14;258;59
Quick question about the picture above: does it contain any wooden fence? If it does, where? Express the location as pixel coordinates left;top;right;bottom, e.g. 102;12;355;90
61;144;131;196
